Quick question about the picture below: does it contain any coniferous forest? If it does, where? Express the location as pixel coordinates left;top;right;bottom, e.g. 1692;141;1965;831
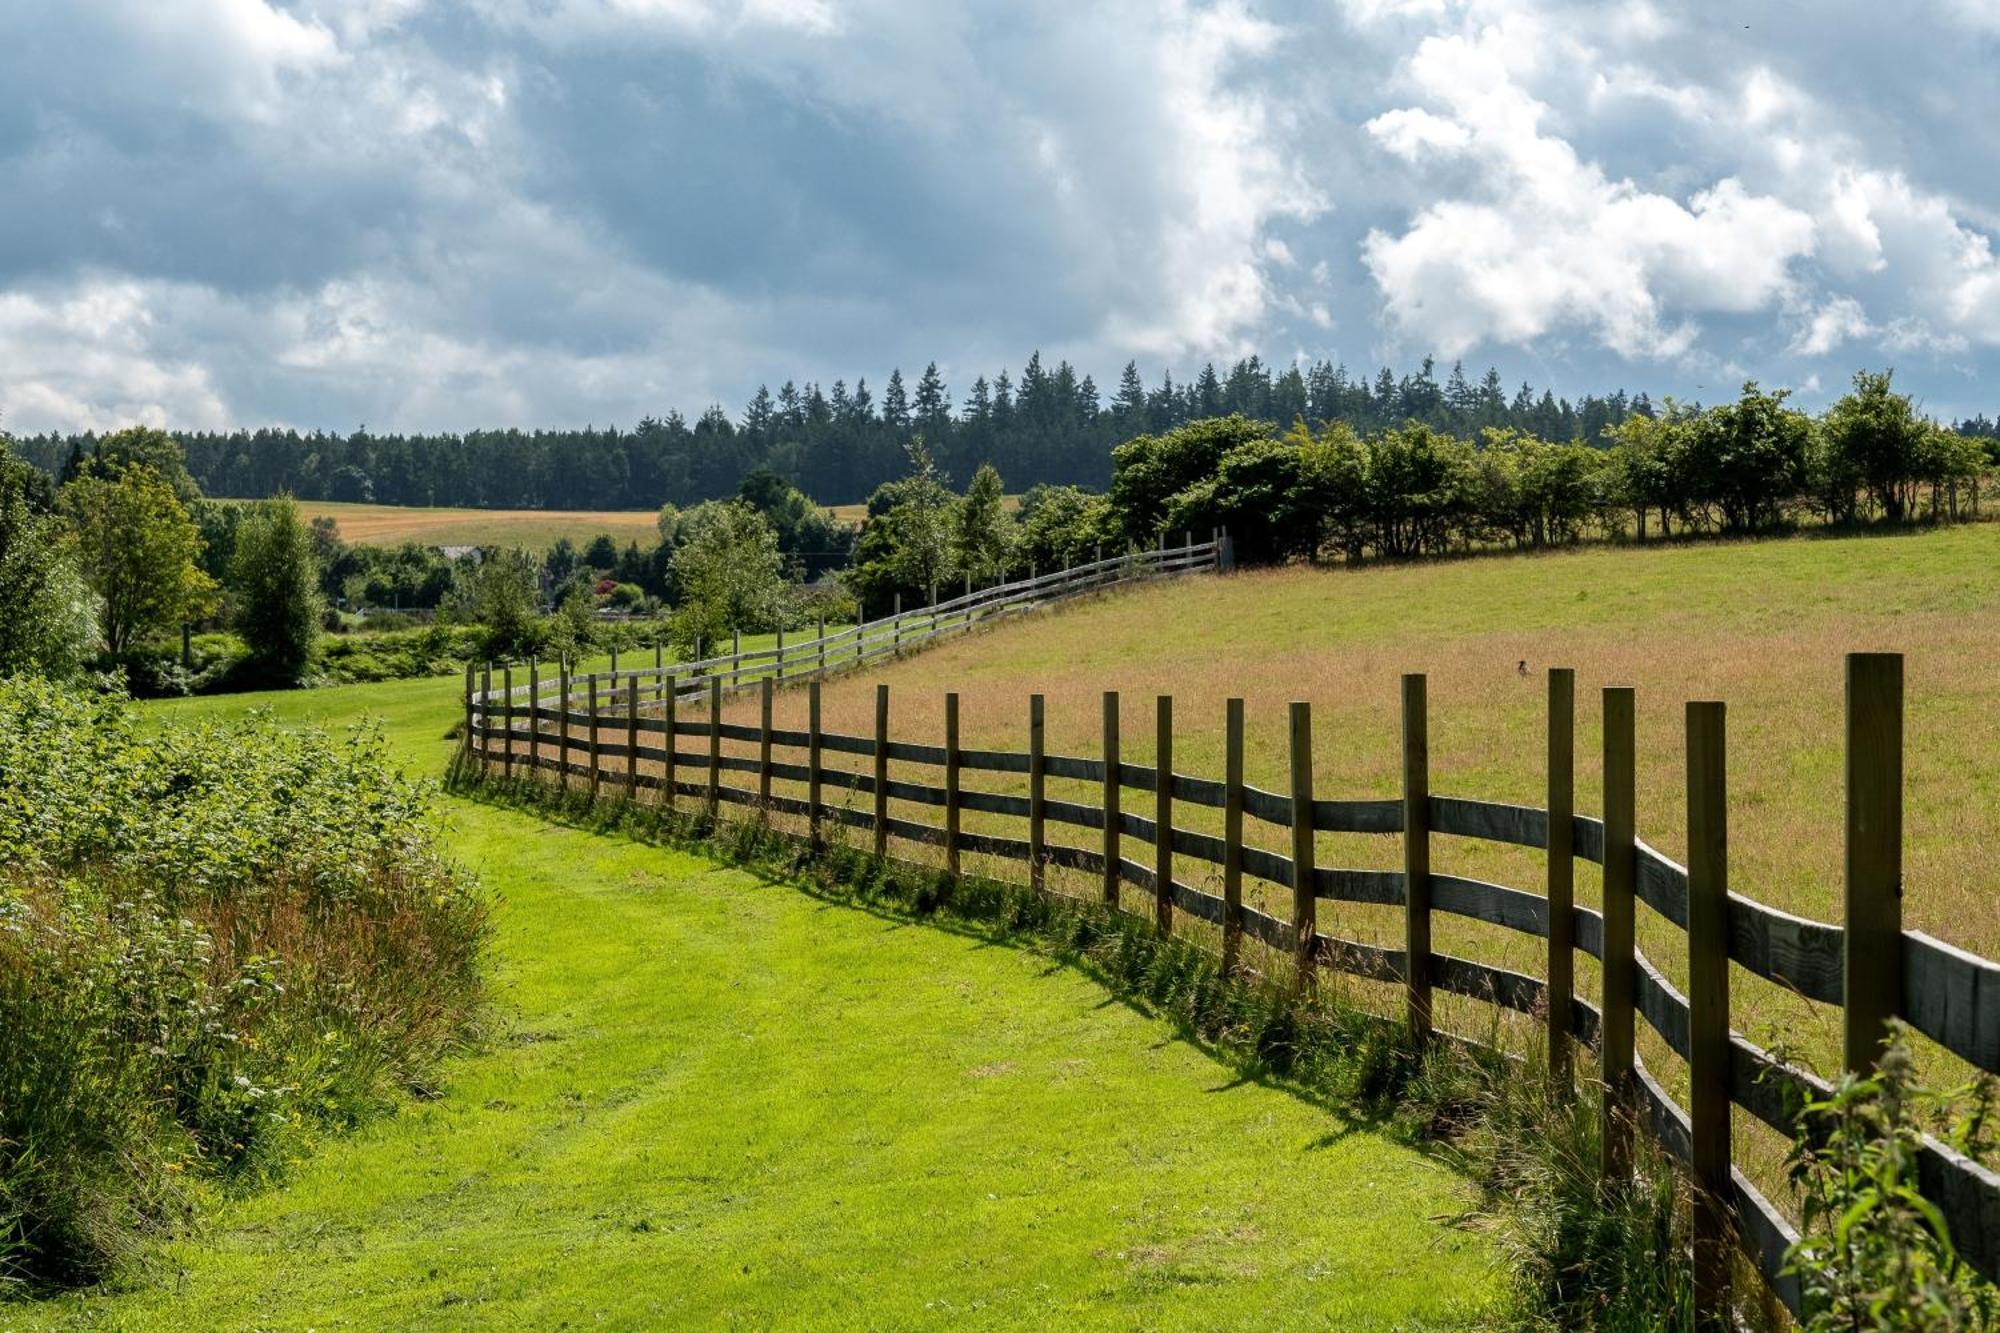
13;355;1678;508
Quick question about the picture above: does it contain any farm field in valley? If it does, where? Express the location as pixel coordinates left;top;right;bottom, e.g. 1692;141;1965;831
293;499;665;549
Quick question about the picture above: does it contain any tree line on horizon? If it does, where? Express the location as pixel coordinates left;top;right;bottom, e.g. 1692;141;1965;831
12;355;1676;510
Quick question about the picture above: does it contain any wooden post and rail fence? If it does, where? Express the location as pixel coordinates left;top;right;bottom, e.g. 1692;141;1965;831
464;606;1999;1323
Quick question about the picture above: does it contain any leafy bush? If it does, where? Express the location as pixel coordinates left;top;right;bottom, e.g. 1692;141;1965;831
0;681;487;1290
1785;1023;1999;1328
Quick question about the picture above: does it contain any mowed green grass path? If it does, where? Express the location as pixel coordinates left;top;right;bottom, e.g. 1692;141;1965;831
32;686;1500;1328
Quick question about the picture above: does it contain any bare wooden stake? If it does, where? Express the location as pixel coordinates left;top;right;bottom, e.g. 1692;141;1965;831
945;692;962;880
528;658;540;775
1402;673;1432;1041
558;660;570;791
462;662;476;766
664;672;678;810
1155;694;1174;935
1599;686;1637;1182
479;662;493;776
1845;652;1904;1074
1685;700;1732;1329
1223;697;1245;975
758;676;774;812
1102;690;1121;906
1029;694;1047;892
873;684;890;857
707;676;722;819
501;664;515;781
587;674;601;800
626;676;639;802
1289;701;1316;990
807;681;824;848
1547;667;1575;1084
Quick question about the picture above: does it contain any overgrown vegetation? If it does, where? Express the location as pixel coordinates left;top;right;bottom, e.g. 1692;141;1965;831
0;681;488;1292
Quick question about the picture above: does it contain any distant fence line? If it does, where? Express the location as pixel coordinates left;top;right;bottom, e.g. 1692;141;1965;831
464;635;2000;1325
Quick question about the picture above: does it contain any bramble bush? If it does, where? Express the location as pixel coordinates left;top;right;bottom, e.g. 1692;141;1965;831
0;680;487;1291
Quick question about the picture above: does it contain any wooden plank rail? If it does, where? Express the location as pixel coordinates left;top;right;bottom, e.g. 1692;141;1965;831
465;648;2000;1311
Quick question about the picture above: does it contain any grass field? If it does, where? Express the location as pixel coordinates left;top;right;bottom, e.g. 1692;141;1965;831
43;661;1502;1326
662;522;2000;1172
295;499;664;550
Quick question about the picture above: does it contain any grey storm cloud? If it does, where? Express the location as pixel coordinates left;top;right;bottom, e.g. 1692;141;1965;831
1;0;1998;435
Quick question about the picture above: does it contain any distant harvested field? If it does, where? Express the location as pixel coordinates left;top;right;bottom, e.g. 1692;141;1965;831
295;500;662;550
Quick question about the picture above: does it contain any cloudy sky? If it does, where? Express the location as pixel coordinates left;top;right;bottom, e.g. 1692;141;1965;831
3;0;1998;435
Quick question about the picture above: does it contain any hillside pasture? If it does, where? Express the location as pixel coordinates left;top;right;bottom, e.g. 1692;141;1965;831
645;523;2000;1207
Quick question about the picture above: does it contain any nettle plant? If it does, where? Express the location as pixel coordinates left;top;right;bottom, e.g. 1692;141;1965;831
1784;1022;1999;1329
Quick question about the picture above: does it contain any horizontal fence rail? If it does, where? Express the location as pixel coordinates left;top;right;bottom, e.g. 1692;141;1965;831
462;649;2000;1321
471;532;1227;721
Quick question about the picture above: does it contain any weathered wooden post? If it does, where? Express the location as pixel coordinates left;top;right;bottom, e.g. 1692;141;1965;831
1223;698;1245;975
1029;694;1047;892
1686;700;1732;1328
1290;701;1316;990
817;614;826;674
1845;652;1904;1074
654;641;663;705
528;657;540;774
706;676;722;820
1155;694;1174;935
758;677;774;811
1600;686;1637;1181
892;593;903;656
587;674;601;800
731;628;741;683
501;664;515;781
1102;691;1121;906
1402;674;1432;1041
626;676;639;802
611;645;619;675
558;658;571;790
1547;668;1575;1083
663;672;678;810
807;680;824;848
775;625;785;683
462;662;476;766
944;692;962;881
873;684;890;857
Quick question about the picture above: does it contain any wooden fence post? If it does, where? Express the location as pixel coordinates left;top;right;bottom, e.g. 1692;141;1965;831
478;662;492;776
1600;686;1637;1182
1102;691;1121;906
873;684;890;857
462;662;476;766
817;614;826;675
758;676;774;811
893;594;903;657
1845;652;1904;1074
807;680;823;848
945;692;961;880
501;664;515;781
775;625;785;683
626;676;639;802
528;658;540;774
1223;697;1245;975
1686;700;1732;1329
1155;694;1174;935
1029;694;1047;892
664;672;678;810
654;642;663;705
707;676;722;819
1547;667;1575;1083
587;675;601;800
1290;701;1316;989
1402;674;1432;1042
558;659;570;791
